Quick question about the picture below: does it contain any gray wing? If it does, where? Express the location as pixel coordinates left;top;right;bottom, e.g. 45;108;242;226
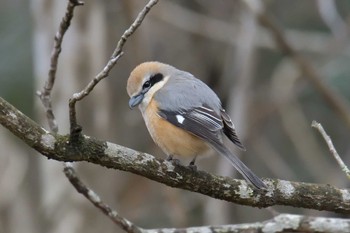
221;109;246;150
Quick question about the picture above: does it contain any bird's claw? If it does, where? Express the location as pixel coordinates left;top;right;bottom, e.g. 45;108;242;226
166;155;181;165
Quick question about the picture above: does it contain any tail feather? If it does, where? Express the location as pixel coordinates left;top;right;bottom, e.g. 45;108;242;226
212;142;266;189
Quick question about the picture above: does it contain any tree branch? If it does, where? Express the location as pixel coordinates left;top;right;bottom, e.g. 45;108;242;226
1;97;350;214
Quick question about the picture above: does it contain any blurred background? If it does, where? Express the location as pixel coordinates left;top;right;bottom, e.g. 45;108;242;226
1;0;350;232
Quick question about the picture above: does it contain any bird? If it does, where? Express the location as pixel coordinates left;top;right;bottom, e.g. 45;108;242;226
126;61;266;189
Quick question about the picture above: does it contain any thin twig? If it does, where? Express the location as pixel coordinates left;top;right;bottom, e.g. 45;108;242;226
68;0;159;137
63;163;143;233
37;0;84;133
311;120;350;179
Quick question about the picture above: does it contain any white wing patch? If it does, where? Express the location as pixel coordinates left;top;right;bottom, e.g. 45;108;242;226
176;115;185;124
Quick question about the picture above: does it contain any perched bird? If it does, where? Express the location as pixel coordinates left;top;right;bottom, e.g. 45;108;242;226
127;61;266;189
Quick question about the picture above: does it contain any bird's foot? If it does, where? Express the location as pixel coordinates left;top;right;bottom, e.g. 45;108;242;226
188;162;197;171
188;159;197;171
166;155;180;166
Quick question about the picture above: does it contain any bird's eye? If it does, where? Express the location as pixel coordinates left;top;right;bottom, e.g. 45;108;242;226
142;81;151;89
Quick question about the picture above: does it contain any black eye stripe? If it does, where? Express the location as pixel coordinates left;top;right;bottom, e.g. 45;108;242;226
142;73;164;90
150;73;163;85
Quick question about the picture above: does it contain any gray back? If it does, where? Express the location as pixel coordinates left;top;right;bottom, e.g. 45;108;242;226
154;68;222;113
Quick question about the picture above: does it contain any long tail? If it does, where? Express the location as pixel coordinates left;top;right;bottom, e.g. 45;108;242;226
211;142;266;189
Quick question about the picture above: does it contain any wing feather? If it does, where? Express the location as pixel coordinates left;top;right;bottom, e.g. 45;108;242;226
158;106;245;149
221;109;246;150
158;106;265;189
158;107;222;144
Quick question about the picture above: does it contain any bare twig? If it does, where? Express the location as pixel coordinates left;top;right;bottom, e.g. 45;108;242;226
68;0;159;138
242;0;350;129
63;163;142;233
36;0;84;133
311;120;350;179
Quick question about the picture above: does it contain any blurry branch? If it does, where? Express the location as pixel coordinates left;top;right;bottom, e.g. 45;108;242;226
316;0;350;61
68;0;158;137
316;0;348;40
1;97;350;215
271;59;332;180
252;137;296;180
36;0;84;133
153;1;350;57
312;121;350;179
242;0;350;129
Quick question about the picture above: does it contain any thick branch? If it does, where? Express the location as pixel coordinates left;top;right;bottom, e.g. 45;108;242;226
1;97;350;214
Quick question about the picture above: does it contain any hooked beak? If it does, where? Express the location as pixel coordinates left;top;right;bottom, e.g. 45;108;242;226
129;93;144;109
